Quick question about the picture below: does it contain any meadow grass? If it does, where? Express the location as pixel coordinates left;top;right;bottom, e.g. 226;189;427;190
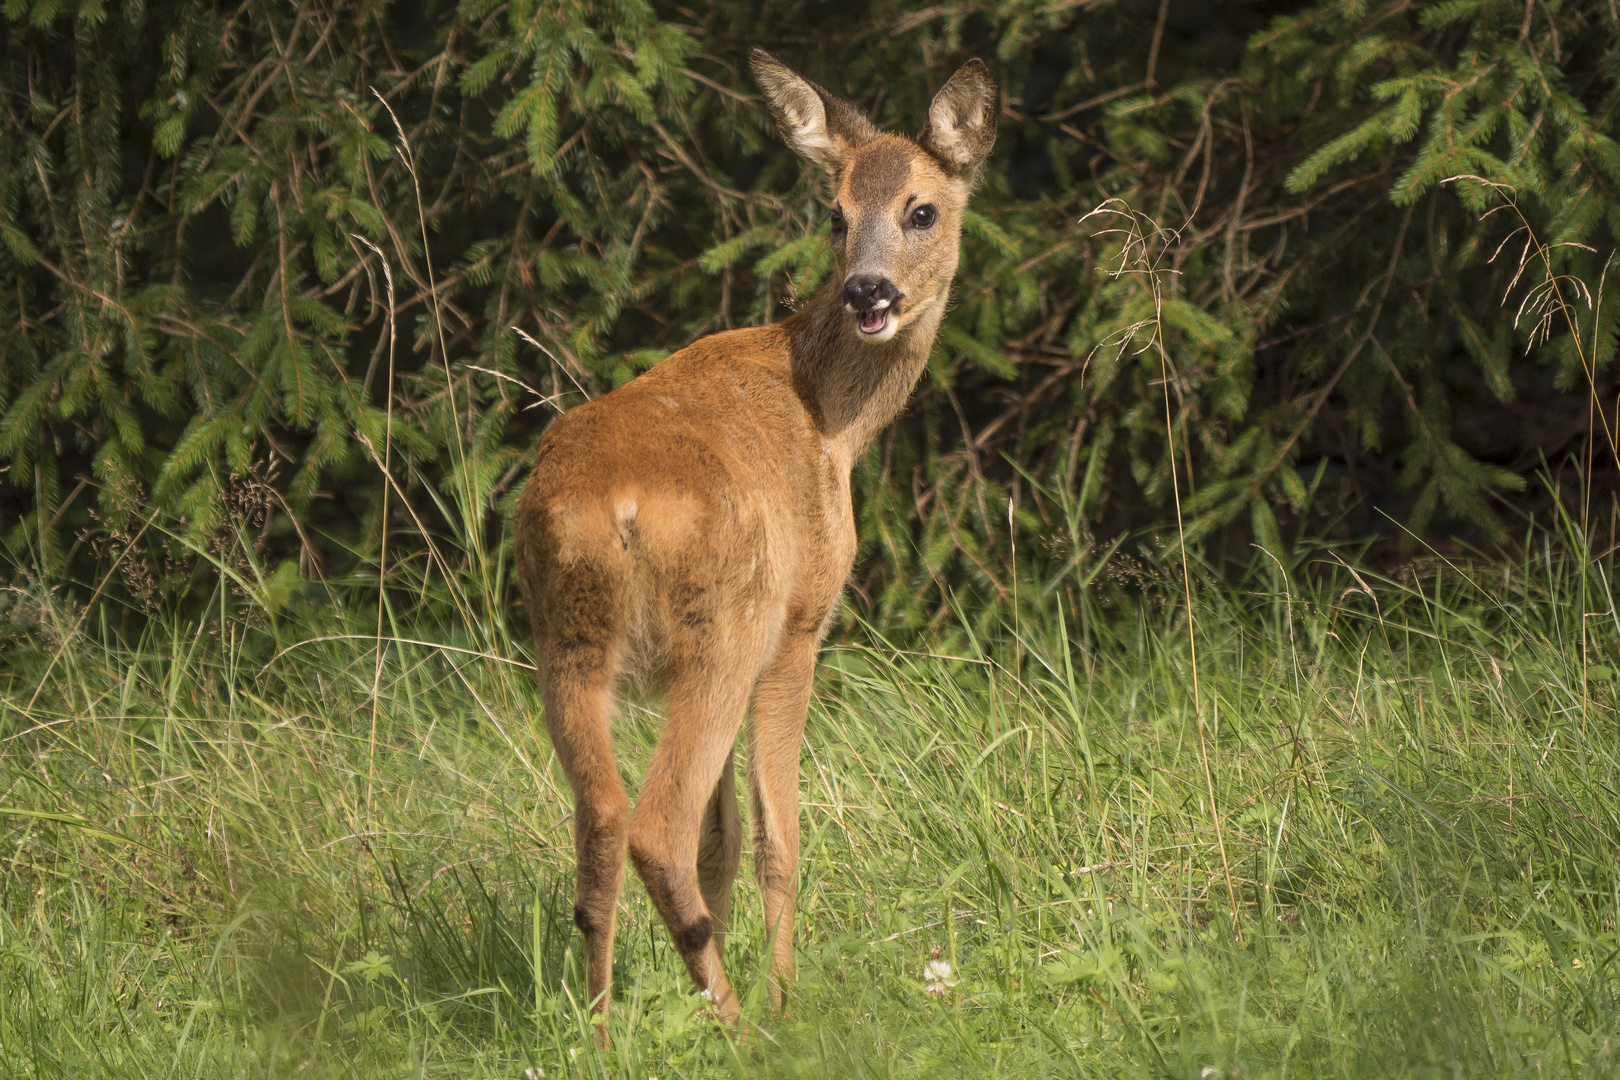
2;520;1618;1079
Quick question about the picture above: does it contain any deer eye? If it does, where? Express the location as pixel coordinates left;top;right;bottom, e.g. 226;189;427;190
829;207;846;232
910;204;937;229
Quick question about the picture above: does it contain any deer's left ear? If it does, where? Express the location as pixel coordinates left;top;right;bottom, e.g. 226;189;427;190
752;49;877;174
919;59;998;175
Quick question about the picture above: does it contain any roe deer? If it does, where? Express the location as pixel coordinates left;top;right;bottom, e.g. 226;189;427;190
513;49;997;1026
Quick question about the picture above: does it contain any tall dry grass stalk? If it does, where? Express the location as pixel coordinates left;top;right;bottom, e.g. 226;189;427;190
1453;174;1620;747
1076;200;1241;936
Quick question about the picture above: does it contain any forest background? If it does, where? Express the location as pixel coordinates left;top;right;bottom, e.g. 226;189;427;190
5;2;1620;1077
5;0;1620;625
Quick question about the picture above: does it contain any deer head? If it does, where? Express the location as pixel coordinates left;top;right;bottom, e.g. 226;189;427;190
751;51;998;344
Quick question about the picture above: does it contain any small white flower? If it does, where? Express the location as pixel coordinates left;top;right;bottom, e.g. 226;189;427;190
923;959;958;995
524;1069;545;1079
1201;1068;1220;1078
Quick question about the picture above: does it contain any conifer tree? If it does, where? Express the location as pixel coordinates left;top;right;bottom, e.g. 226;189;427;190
2;0;1616;624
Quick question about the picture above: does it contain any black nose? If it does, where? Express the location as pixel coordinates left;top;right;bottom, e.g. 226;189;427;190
843;274;901;312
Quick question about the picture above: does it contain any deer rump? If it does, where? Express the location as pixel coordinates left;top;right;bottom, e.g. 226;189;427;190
516;325;840;698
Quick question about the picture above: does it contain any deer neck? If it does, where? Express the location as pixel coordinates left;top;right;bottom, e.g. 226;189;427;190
782;279;945;471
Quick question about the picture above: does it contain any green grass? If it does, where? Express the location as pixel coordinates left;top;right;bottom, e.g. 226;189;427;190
3;529;1619;1078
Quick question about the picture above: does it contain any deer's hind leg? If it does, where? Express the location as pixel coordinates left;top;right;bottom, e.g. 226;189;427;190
533;565;631;1024
628;629;757;1023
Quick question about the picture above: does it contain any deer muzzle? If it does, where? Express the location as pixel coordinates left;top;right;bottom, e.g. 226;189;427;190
843;273;904;336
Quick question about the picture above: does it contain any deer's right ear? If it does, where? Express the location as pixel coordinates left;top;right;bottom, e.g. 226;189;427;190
919;58;997;175
751;49;875;173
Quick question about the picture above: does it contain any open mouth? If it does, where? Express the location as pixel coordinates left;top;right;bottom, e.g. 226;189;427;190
857;301;896;335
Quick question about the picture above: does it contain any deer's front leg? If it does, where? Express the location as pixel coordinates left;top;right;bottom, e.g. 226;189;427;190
746;632;819;1008
696;747;743;946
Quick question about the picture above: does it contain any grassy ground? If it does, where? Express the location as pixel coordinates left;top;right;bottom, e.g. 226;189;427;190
2;529;1618;1078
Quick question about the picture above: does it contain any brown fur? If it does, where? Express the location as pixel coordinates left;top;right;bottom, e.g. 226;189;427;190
513;50;996;1030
